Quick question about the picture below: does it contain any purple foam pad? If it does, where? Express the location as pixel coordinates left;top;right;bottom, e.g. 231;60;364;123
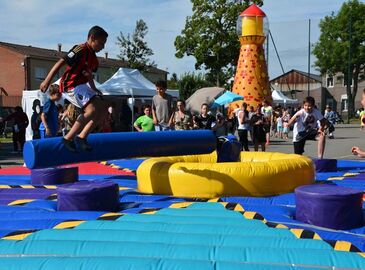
313;159;337;172
31;167;78;185
295;184;363;230
57;180;120;211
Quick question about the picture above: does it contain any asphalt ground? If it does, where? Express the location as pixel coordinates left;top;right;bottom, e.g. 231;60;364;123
0;124;364;168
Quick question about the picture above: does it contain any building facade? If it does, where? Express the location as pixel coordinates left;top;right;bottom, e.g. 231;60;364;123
270;69;365;116
0;41;167;107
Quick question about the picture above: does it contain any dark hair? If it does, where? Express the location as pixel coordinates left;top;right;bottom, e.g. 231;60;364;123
201;103;208;108
88;26;108;39
177;100;185;106
155;80;167;89
48;84;60;95
15;106;23;113
143;104;151;110
303;96;315;105
363;88;365;94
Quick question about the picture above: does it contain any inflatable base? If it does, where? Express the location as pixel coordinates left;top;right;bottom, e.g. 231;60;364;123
314;159;338;172
295;184;363;230
31;167;78;185
57;180;120;211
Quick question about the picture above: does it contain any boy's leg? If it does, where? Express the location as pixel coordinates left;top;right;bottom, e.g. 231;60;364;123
317;133;326;159
294;140;306;155
77;98;108;139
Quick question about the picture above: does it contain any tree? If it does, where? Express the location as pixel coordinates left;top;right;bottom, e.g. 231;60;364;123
178;72;213;100
117;19;156;70
167;73;179;89
313;0;365;118
175;0;263;86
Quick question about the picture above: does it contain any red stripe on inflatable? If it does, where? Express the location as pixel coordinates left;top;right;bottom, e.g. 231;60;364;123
0;162;134;176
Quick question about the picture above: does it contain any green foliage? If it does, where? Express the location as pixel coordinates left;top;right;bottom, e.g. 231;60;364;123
175;0;263;86
116;19;156;70
167;73;179;89
178;72;213;100
313;0;365;117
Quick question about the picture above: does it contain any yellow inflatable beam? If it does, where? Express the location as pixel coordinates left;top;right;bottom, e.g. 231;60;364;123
137;152;314;199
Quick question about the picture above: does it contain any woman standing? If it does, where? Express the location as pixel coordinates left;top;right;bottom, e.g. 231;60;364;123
169;100;192;130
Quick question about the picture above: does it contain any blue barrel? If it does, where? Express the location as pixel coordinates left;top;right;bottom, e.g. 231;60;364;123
24;130;217;169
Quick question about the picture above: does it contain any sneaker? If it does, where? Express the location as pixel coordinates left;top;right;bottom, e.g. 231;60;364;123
61;138;77;153
75;136;92;152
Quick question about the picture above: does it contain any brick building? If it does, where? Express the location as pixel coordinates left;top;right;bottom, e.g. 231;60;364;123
0;41;167;107
270;69;365;116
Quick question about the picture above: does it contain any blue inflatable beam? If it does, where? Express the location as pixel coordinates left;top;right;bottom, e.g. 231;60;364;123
24;130;217;169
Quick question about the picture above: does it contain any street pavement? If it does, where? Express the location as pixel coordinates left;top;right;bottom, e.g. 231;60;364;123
0;124;364;168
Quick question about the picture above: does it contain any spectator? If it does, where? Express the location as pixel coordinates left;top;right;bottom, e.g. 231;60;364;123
212;112;228;137
236;103;250;151
261;99;273;146
134;104;154;132
352;88;365;156
194;103;216;130
39;84;62;138
169;100;192;130
1;106;29;153
102;106;115;133
324;105;336;139
250;106;266;152
31;99;42;139
152;80;174;131
61;103;80;136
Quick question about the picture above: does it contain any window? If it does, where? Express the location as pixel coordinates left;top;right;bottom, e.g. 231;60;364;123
326;75;334;88
341;94;348;112
335;76;343;85
34;67;47;81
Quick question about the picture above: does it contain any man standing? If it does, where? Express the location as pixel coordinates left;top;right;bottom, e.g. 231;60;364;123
152;81;174;131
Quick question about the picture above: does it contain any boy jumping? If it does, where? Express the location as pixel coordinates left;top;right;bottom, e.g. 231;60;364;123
288;96;327;159
40;26;108;152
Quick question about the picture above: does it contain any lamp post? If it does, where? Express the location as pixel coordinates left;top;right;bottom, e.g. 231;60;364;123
229;4;270;115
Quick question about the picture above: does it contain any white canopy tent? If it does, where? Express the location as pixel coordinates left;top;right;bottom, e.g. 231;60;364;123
99;68;179;98
272;90;298;105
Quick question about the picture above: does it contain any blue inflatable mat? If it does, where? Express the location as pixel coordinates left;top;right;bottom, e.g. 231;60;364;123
106;158;146;171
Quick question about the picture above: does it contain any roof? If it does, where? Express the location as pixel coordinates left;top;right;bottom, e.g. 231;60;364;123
0;41;167;74
270;69;322;84
240;4;266;17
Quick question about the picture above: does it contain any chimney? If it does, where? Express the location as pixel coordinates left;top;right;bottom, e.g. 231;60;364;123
105;52;108;59
57;43;62;52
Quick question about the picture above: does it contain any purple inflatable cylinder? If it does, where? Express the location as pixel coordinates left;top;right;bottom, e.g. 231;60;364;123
313;159;337;172
295;184;363;230
31;167;78;185
57;181;119;212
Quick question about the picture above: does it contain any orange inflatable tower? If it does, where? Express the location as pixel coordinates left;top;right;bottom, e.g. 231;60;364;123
229;4;271;115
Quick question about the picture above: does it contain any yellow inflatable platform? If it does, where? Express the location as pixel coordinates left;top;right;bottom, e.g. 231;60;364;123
137;152;314;198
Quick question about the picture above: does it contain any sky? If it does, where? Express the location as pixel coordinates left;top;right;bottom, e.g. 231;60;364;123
0;0;347;80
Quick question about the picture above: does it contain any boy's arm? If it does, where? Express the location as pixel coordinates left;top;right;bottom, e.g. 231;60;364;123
287;112;300;127
40;59;66;92
152;100;158;125
40;113;51;136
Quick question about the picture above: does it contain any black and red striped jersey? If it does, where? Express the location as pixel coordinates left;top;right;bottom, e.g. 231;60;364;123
60;42;98;92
